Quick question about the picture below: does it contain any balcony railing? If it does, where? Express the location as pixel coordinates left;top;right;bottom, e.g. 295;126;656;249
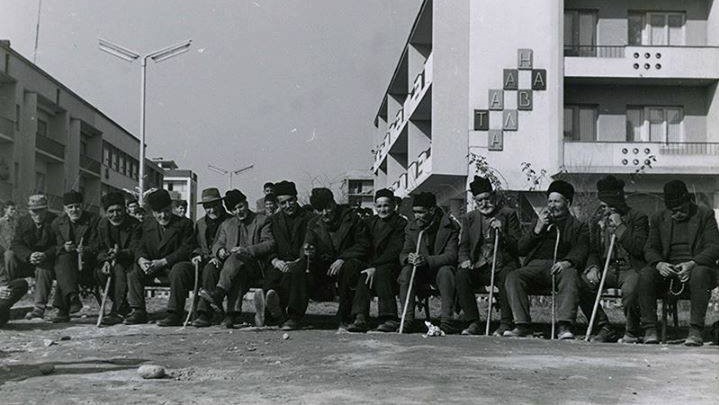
0;116;14;140
35;135;65;160
564;45;625;58
80;155;101;174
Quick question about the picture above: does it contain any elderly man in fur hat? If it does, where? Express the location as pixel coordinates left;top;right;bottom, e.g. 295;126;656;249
346;188;407;333
578;175;648;343
189;188;230;327
93;192;141;325
397;192;460;333
456;176;522;336
198;189;274;328
639;180;719;346
126;189;195;326
50;191;99;323
304;187;370;330
264;181;314;331
505;180;589;339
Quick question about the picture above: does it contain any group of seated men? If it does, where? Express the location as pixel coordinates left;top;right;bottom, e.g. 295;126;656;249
0;175;717;346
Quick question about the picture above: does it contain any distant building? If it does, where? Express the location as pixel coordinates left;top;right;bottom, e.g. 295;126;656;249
371;0;719;219
340;171;374;209
153;158;198;221
0;40;164;213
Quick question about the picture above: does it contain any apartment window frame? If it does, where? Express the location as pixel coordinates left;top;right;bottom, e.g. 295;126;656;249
564;9;598;56
628;11;686;46
103;141;111;166
14;105;20;131
36;119;48;138
564;104;598;142
625;105;684;143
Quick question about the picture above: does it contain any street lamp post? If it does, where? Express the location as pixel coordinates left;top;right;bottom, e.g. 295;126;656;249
98;37;192;204
208;164;254;190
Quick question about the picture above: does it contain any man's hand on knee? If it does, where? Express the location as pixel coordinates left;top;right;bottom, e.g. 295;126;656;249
551;260;571;275
675;261;696;283
327;259;344;276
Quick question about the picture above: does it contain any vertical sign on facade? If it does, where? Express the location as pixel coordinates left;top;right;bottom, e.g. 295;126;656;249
503;110;518;131
503;69;518;90
518;49;533;70
488;89;504;110
474;109;489;130
488;130;503;151
518;90;533;110
531;69;546;90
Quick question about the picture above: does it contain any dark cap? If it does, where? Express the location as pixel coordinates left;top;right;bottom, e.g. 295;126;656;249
412;192;436;208
469;176;493;196
547;180;575;204
147;189;172;212
310;188;335;210
663;180;690;209
62;191;83;206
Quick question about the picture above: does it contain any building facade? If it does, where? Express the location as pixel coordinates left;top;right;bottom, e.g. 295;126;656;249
340;171;375;209
371;0;719;219
153;158;198;221
0;40;164;213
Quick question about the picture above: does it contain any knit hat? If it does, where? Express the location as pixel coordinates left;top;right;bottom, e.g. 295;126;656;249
273;181;297;197
310;188;335;210
146;189;172;212
224;189;247;210
101;192;126;210
469;176;493;196
663;180;691;209
547;180;574;204
374;188;394;201
62;191;83;206
412;192;436;208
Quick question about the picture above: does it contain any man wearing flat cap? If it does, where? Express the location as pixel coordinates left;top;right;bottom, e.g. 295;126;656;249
578;175;648;343
505;180;588;339
189;188;230;327
50;191;99;323
199;189;274;328
304;187;370;329
456;176;522;336
6;194;57;320
92;192;141;325
639;179;719;346
347;188;407;333
126;189;195;326
398;192;460;333
264;180;313;331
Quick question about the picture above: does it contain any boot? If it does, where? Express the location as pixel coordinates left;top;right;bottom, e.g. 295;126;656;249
123;309;148;325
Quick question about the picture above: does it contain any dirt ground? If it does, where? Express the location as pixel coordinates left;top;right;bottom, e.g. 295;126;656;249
1;297;718;405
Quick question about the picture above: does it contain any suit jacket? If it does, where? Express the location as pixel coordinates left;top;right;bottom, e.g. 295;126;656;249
52;211;100;259
644;204;719;268
365;213;407;268
304;205;370;263
0;215;18;250
10;212;58;263
135;214;194;266
271;209;312;262
458;207;521;265
212;211;274;259
586;208;648;270
519;214;589;268
193;212;229;258
400;211;460;269
93;216;140;264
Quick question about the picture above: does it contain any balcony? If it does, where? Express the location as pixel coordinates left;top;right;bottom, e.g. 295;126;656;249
35;135;65;161
0;116;13;142
389;148;433;198
564;45;719;82
80;155;101;174
373;53;433;173
562;141;719;175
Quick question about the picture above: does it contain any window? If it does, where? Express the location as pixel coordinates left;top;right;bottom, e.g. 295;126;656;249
14;105;20;130
564;105;597;141
35;172;46;193
625;106;683;142
112;149;119;171
564;10;597;56
37;119;48;138
628;12;685;46
120;154;127;175
103;142;111;166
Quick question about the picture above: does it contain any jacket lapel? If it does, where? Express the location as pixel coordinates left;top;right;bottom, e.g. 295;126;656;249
158;219;178;250
373;217;393;251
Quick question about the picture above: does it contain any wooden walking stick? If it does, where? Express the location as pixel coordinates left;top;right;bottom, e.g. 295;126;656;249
485;231;500;336
182;260;201;328
585;233;616;341
399;230;425;334
96;244;118;327
550;227;561;340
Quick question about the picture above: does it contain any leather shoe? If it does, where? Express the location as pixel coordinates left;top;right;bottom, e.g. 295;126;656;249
123;309;148;325
346;315;369;333
69;294;83;314
157;313;183;327
503;324;532;338
492;324;511;337
192;312;212;328
590;325;617;343
24;307;45;320
557;324;575;340
461;321;482;336
52;311;70;323
281;318;301;331
440;319;459;335
101;312;123;326
375;320;399;333
643;328;659;344
684;328;703;347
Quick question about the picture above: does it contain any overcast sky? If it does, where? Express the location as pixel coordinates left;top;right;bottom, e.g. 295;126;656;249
0;0;419;202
